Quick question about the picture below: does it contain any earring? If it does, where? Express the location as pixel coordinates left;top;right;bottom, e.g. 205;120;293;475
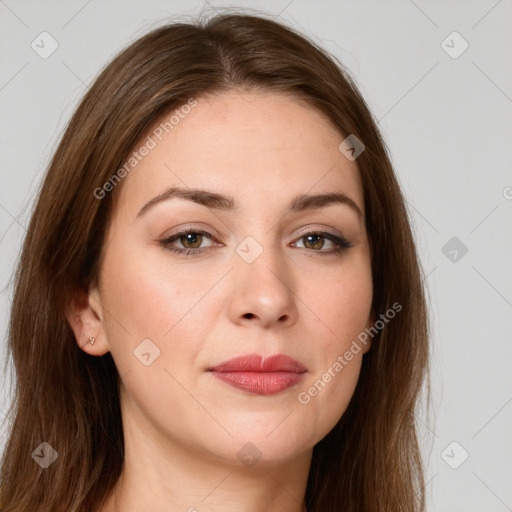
89;337;95;346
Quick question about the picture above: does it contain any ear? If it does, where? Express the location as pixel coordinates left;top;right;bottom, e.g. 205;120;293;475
65;285;109;356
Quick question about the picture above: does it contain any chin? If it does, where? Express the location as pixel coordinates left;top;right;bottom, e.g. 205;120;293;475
201;428;315;469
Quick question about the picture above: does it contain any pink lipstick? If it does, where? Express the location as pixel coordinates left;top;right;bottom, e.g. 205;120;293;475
208;354;307;395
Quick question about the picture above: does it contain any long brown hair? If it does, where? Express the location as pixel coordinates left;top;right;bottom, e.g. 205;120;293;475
0;11;429;511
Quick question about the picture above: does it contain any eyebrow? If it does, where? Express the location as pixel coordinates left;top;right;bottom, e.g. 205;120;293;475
136;186;363;218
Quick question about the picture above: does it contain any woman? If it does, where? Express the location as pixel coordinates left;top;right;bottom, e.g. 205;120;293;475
0;12;429;512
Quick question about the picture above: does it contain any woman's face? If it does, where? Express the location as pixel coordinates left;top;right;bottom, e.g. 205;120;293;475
86;90;373;467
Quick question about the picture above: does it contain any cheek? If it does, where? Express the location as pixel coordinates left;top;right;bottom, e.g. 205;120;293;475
99;242;224;380
102;242;218;336
306;258;373;351
98;249;223;437
294;260;372;436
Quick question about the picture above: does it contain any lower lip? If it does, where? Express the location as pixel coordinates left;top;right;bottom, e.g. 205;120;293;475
210;371;305;395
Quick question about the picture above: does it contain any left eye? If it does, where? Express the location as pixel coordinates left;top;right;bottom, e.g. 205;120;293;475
292;233;350;252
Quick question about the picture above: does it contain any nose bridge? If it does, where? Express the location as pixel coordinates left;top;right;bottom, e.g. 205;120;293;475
227;231;298;327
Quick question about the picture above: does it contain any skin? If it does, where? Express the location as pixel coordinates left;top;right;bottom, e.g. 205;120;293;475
68;90;373;512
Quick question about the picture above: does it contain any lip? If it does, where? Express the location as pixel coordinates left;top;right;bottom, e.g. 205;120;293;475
208;354;307;395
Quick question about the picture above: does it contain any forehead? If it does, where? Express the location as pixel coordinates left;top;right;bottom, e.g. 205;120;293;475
115;90;363;214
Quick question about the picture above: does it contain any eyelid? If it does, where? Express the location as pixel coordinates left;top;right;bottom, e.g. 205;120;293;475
163;223;222;238
293;225;345;240
160;227;222;247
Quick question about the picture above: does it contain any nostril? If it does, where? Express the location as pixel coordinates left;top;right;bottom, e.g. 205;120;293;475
243;313;255;319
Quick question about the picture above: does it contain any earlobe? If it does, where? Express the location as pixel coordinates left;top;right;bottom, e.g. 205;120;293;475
65;286;109;355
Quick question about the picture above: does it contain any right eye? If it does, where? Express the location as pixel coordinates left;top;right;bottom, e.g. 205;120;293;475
160;229;221;256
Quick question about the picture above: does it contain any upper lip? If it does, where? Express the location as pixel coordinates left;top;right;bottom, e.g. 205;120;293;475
209;354;307;373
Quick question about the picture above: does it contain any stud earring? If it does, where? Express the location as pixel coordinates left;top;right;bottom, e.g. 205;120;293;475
89;337;95;346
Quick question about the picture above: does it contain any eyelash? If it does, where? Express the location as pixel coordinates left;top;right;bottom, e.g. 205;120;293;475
159;228;353;257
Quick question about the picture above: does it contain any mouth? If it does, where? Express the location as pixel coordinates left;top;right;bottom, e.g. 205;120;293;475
207;353;307;395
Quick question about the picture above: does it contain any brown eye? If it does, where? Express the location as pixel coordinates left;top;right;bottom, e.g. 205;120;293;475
160;229;219;256
178;233;203;248
302;234;325;250
292;231;352;254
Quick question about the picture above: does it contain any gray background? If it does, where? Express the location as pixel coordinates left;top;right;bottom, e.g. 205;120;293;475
1;1;511;510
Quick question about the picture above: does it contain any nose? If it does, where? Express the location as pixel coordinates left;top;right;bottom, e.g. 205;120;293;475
226;241;299;329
